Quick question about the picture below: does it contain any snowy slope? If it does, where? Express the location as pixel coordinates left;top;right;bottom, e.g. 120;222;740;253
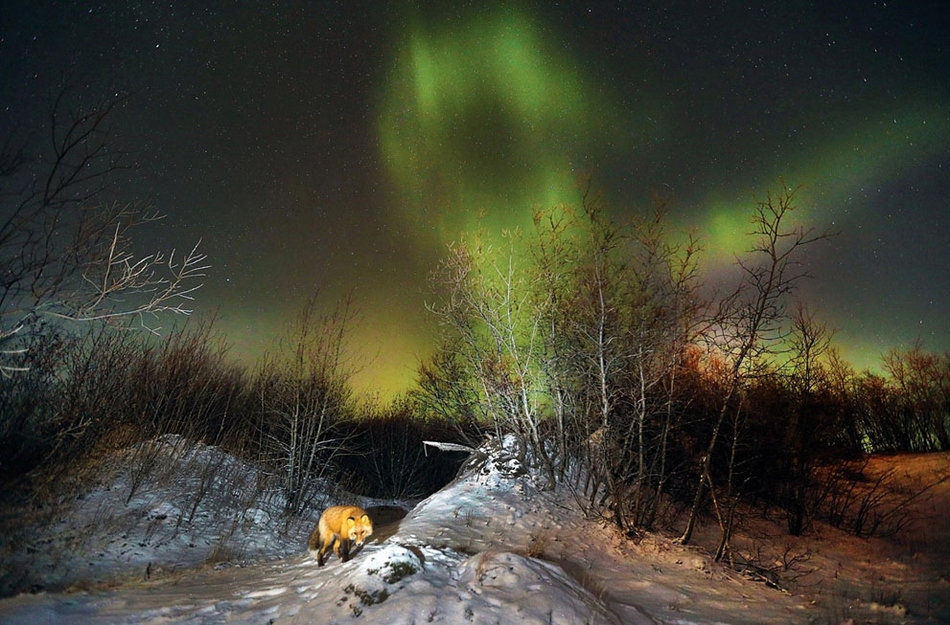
0;435;946;623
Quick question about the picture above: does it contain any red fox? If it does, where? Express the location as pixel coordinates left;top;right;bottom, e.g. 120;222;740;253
308;505;374;566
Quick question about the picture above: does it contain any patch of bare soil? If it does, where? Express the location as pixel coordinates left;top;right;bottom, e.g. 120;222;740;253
857;452;950;621
696;452;950;623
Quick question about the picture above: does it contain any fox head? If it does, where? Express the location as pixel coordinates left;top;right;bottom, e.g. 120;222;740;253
346;514;373;546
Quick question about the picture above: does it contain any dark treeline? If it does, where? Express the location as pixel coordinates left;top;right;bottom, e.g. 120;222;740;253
0;312;465;510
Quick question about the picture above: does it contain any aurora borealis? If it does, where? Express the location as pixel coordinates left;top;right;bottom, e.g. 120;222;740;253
1;1;947;398
378;4;626;242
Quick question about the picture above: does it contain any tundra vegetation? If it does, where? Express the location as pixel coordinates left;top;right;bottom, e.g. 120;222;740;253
1;90;948;584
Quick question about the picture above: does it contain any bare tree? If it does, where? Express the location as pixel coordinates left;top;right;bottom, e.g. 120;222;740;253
778;301;835;535
0;88;206;375
410;340;484;448
256;293;358;515
533;189;704;533
539;191;628;509
528;202;581;482
883;343;950;451
680;186;832;556
627;200;705;530
428;234;556;483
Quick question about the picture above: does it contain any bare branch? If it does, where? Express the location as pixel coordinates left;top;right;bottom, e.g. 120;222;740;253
1;88;205;372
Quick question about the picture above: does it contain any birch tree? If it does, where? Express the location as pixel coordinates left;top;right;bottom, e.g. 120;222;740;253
429;233;557;482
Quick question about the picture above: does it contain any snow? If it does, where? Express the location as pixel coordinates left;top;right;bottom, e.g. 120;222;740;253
1;434;948;623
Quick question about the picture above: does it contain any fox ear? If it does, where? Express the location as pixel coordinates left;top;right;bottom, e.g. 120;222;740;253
346;517;356;529
360;514;370;524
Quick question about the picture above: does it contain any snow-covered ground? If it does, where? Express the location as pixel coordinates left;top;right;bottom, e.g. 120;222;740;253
0;435;948;623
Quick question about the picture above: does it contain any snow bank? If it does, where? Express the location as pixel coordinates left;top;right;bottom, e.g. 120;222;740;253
0;434;316;596
10;435;941;622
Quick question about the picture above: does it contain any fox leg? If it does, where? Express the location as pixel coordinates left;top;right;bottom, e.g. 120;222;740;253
318;534;336;567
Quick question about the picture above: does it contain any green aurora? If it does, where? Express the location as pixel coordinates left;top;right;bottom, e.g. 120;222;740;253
367;5;949;389
377;5;642;248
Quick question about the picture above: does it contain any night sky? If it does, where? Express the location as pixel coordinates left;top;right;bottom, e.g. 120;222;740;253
2;1;948;398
